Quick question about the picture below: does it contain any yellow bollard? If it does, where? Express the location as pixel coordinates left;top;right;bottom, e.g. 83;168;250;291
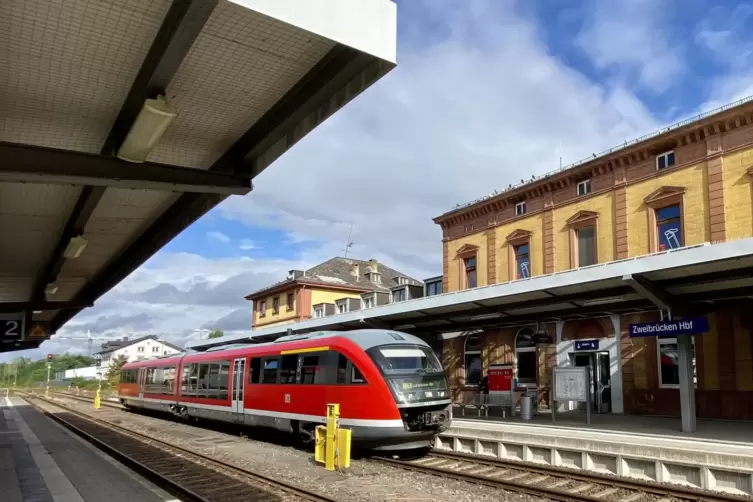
94;388;101;410
325;403;338;471
313;404;352;471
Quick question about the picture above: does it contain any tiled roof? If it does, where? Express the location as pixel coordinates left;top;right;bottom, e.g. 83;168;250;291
246;257;423;299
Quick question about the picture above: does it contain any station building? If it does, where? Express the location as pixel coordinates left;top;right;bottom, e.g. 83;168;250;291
190;97;753;426
433;99;753;420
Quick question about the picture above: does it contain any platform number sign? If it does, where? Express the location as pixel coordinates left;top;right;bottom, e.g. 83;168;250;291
1;314;25;339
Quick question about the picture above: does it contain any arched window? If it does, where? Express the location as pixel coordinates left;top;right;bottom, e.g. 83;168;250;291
464;333;482;386
515;328;537;386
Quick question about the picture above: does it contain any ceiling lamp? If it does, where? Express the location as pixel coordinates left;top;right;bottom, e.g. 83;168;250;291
45;283;59;296
116;95;177;163
63;236;88;259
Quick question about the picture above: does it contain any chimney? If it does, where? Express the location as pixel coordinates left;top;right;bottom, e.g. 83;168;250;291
368;259;378;273
288;269;304;280
123;336;128;342
350;263;360;279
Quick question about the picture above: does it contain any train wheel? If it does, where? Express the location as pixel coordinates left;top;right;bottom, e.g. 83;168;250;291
296;422;315;446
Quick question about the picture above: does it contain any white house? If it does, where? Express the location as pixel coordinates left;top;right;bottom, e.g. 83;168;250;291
95;335;183;375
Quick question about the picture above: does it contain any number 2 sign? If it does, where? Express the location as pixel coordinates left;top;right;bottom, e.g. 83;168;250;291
1;314;25;339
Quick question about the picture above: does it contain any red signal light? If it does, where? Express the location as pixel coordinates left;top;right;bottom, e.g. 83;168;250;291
47;354;53;361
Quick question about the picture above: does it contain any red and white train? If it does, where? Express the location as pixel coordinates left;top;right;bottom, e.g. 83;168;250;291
118;329;452;450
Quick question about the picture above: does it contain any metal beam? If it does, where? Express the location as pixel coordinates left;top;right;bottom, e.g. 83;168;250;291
0;301;93;314
0;143;253;195
390;286;633;326
51;44;377;332
622;274;677;311
35;0;217;307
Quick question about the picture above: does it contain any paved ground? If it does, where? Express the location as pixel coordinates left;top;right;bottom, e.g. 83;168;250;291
0;397;172;502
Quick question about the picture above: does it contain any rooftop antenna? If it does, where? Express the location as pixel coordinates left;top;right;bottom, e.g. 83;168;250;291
559;142;563;169
343;222;354;258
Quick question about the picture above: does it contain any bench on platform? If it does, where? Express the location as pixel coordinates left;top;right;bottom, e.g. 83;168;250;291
453;390;512;418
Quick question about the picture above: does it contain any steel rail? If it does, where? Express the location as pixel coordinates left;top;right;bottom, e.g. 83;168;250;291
20;393;337;502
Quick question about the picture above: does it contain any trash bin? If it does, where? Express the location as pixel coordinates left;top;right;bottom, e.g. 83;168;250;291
520;394;533;420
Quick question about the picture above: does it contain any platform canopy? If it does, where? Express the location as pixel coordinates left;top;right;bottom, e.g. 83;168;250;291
189;238;753;350
0;0;397;353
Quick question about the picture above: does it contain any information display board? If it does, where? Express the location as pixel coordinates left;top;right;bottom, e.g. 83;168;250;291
551;366;591;425
553;367;588;402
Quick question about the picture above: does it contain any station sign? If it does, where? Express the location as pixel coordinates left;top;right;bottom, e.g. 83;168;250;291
0;312;25;340
575;339;599;351
629;317;709;338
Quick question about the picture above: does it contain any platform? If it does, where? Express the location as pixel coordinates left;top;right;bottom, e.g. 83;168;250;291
0;396;173;502
438;410;753;496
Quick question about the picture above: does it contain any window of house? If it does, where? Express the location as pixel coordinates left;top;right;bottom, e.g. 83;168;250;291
515;328;537;386
152;346;159;353
367;272;382;284
514;244;530;279
656;204;682;250
337;301;348;314
657;337;697;387
392;288;406;303
426;280;442;296
259;300;267;317
272;296;280;314
576;226;596;267
515;201;526;216
577;179;592;196
313;305;325;318
464;256;477;288
396;277;409;285
656;150;676;170
286;293;294;311
138;346;144;353
363;295;375;309
464;334;482;386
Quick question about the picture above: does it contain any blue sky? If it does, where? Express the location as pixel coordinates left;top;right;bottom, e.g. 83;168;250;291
7;0;753;361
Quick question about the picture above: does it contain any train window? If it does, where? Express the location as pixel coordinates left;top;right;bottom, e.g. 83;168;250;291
300;355;320;384
280;355;297;384
352;366;366;384
207;364;220;399
198;364;210;396
337;354;348;384
336;353;367;385
262;358;279;384
218;362;230;399
249;358;262;384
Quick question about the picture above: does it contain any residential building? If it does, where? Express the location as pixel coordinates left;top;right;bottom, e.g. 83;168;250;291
94;335;183;374
431;97;753;419
247;257;424;330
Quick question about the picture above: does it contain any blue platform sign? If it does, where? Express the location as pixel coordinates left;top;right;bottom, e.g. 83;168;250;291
575;339;599;351
629;317;709;338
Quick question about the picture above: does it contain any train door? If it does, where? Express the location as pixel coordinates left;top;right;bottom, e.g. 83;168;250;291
231;358;246;416
137;368;146;399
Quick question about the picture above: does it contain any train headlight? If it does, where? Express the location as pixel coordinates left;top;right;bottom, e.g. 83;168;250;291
396;392;407;402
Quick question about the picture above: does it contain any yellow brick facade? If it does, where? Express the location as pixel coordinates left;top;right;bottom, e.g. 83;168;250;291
723;148;753;240
551;192;614;271
443;145;753;293
625;163;709;256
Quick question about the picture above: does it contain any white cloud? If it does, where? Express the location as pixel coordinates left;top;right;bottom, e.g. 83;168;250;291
239;239;258;250
576;0;684;93
207;231;231;243
5;0;751;362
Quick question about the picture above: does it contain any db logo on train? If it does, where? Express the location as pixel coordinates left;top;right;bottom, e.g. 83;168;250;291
284;393;291;404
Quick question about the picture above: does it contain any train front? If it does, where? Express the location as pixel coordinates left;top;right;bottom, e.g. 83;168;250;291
367;342;452;450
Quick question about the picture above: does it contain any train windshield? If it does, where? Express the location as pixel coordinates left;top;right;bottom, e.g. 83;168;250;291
368;345;443;375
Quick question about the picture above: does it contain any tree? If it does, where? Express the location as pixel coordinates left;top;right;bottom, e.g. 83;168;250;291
105;355;128;388
207;329;224;339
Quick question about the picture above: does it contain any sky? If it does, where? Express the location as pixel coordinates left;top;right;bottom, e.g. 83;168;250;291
6;0;753;361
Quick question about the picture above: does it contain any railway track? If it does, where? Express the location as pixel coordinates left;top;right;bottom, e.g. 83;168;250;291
376;451;751;502
19;393;337;502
